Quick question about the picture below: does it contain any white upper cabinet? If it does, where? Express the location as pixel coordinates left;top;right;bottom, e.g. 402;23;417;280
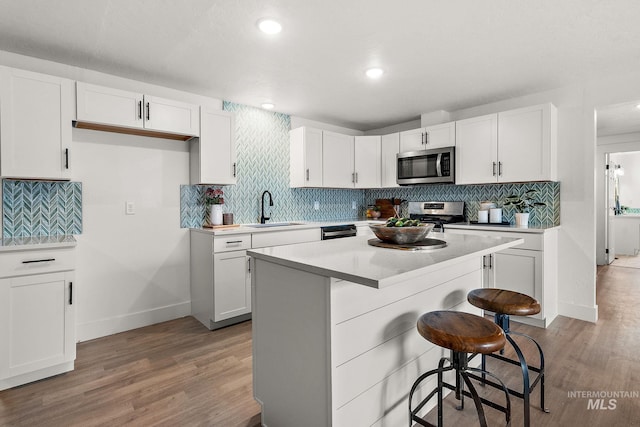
456;103;557;185
399;122;455;152
0;67;73;180
353;135;381;188
76;82;143;129
497;103;557;183
143;95;200;137
323;131;354;188
75;82;199;139
290;127;323;187
455;114;499;184
381;132;400;188
191;108;236;185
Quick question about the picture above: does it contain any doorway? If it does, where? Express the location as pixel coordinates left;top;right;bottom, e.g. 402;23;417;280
596;100;640;268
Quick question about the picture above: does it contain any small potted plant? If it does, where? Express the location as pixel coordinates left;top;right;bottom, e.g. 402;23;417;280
204;187;224;225
503;189;546;227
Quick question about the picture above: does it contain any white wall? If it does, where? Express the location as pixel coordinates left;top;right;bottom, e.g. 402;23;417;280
0;50;224;340
290;116;364;136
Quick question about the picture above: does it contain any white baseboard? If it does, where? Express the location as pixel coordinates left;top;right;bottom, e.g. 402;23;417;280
558;301;598;323
77;301;192;342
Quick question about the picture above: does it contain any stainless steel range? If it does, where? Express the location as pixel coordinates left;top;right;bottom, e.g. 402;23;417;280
408;201;465;231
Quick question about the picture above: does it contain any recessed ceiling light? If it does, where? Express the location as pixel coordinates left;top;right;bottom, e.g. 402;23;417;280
636;103;640;110
366;68;384;79
261;103;275;110
257;19;282;35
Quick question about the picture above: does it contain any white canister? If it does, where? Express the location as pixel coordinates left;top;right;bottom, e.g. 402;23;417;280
477;210;489;223
489;208;503;223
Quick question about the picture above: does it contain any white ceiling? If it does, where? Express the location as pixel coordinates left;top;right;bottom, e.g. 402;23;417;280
1;0;640;132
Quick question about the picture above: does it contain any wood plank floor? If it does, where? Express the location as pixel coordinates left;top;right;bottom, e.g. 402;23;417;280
1;263;639;426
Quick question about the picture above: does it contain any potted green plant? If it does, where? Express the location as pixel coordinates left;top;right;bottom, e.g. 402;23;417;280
503;190;546;227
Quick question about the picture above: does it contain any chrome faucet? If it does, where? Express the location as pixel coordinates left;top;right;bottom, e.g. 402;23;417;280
260;190;273;224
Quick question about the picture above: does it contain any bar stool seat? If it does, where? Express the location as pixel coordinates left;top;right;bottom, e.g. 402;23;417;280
468;288;540;316
417;311;506;354
409;311;511;427
467;288;549;427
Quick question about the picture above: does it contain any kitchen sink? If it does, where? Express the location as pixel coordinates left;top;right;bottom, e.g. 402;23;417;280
246;222;306;228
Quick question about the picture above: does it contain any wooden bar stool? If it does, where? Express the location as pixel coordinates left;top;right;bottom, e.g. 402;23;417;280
408;311;511;427
467;289;549;427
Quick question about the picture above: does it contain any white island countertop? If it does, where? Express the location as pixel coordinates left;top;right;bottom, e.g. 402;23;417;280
248;232;523;289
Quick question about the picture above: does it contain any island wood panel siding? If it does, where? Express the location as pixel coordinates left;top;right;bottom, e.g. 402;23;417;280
330;260;482;425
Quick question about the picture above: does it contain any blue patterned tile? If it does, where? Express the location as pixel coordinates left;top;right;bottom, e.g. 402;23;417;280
2;179;82;237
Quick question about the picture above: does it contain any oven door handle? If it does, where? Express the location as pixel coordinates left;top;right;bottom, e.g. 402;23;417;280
436;153;443;176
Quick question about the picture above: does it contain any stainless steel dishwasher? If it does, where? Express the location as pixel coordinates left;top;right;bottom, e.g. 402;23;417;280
320;224;357;240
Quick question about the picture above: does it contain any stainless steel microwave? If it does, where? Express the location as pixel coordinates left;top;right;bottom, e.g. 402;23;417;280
397;147;455;185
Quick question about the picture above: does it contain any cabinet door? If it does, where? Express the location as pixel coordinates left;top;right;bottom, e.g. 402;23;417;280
455;114;498;185
0;272;75;380
399;128;425;152
143;95;200;137
76;82;143;129
290;127;323;187
381;133;400;188
0;68;73;179
354;135;381;188
497;104;556;182
492;249;543;319
213;251;251;322
193;108;236;185
424;122;455;149
322;131;354;188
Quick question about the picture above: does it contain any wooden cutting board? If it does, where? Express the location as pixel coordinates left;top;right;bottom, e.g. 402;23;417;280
375;199;397;219
203;224;241;229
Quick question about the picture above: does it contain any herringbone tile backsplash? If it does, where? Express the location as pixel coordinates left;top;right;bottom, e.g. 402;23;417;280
3;179;82;238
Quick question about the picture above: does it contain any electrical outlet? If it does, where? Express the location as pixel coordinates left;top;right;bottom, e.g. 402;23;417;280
125;201;135;215
352;201;357;210
314;201;320;210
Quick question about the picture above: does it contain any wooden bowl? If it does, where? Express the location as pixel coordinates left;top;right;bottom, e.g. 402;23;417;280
369;223;434;244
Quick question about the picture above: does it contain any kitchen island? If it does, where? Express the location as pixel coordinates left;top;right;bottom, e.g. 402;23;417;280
248;231;522;427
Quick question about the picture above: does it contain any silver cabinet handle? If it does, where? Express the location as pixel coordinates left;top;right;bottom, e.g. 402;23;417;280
498;162;503;176
64;148;69;169
225;240;243;245
425;131;429;145
233;162;237;177
355;172;358;183
492;162;497;176
351;173;355;183
247;258;251;273
306;168;310;181
146;102;150;120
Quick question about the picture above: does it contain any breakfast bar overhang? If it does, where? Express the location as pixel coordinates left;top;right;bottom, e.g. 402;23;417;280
248;232;523;427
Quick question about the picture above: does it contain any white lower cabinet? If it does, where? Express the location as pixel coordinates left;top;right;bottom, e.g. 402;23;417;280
190;231;252;330
190;227;321;330
0;246;76;391
213;251;251;322
483;249;543;320
446;227;558;328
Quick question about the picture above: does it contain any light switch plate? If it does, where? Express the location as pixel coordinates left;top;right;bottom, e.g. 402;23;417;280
125;201;135;215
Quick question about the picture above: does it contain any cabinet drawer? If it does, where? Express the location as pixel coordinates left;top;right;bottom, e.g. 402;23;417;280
0;247;76;278
213;234;251;253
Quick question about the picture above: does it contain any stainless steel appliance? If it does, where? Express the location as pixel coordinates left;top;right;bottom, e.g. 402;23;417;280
321;224;357;240
408;201;465;231
397;147;455;185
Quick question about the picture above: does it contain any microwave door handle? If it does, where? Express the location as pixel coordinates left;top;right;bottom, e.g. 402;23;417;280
436;153;443;176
